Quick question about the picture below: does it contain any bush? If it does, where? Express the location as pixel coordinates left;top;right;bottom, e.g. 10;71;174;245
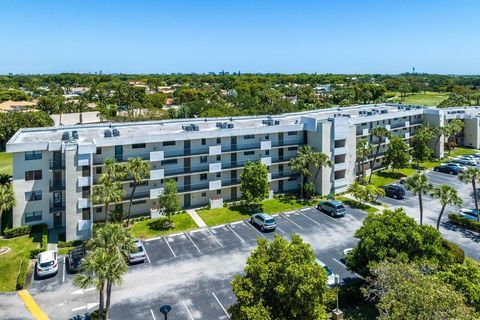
58;240;84;248
303;182;315;199
325;279;366;310
4;226;30;238
448;213;480;232
147;217;171;230
442;239;465;265
16;256;29;290
29;248;45;259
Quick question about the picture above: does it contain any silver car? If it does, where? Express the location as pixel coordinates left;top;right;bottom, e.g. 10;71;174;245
36;250;58;278
316;259;337;287
250;213;276;232
128;240;146;264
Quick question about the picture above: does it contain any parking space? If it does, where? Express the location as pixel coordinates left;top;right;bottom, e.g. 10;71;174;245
29;256;70;293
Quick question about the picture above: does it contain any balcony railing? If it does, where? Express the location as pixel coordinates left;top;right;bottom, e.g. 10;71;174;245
49;160;65;170
49;181;65;192
50;204;65;213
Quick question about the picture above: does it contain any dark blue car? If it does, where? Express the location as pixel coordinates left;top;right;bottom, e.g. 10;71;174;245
433;165;461;175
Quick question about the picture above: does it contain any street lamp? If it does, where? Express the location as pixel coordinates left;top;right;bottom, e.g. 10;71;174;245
332;274;343;320
335;274;340;311
159;305;171;320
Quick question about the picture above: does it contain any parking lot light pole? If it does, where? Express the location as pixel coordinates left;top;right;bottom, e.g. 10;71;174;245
332;274;344;320
160;305;171;320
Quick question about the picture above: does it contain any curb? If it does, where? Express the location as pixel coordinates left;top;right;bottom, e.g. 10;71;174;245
17;289;49;320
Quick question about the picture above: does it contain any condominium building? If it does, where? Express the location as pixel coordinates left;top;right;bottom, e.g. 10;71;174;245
7;103;480;241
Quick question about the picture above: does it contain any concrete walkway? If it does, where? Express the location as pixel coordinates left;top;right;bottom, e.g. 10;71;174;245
186;209;207;228
47;229;58;251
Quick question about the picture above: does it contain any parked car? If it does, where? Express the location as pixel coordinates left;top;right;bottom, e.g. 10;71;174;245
250;213;277;232
316;259;337;287
452;157;476;166
128;240;147;264
317;200;346;217
66;246;86;273
444;163;467;171
36;250;58;278
459;155;480;163
434;165;462;175
381;184;406;199
343;248;353;259
458;208;479;221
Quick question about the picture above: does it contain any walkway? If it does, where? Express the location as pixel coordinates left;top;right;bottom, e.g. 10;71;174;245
186;209;207;228
47;228;58;251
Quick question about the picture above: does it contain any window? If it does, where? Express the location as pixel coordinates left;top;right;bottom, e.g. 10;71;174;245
287;131;297;136
361;123;367;126
200;156;207;163
25;190;42;201
132;200;147;205
287;146;298;151
216;138;221;144
161;159;177;165
25;211;42;223
216;155;221;161
393;118;398;121
265;134;270;140
25;151;42;161
96;147;102;155
96;167;102;174
265;150;270;156
244;134;254;139
163;141;176;146
201;192;207;197
216;172;221;178
216;190;221;195
25;170;42;181
244;151;254;156
132;143;146;149
200;173;208;180
96;207;103;213
201;138;206;145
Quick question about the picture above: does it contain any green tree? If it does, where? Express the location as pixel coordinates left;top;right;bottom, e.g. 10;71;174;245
289;147;311;199
309;151;331;194
430;184;463;230
0;183;15;234
91;176;125;223
37;94;66;124
403;173;433;226
383;136;411;172
458;168;480;222
229;235;329;320
125;158;150;226
346;208;448;276
347;181;385;204
356;139;372;180
368;127;391;183
158;179;180;225
410;126;434;168
364;260;476;320
445;119;464;155
240;160;270;209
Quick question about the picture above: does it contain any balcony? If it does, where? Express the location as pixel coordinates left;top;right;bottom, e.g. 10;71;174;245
334;147;347;156
78;198;90;209
150;151;164;162
260;141;272;150
77;154;91;166
50;204;65;213
261;157;272;166
150;188;164;199
78;176;91;187
334;178;348;188
150;169;165;180
49;181;65;192
334;162;348;171
209;163;221;173
209;145;222;156
49;160;65;170
209;180;222;191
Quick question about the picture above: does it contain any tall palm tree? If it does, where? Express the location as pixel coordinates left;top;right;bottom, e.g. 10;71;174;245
459;168;480;222
356;139;372;180
89;224;134;315
368;127;391;183
310;151;331;194
104;158;126;181
0;184;15;234
431;185;463;230
404;173;433;225
91;177;124;223
289;147;311;199
125;158;150;226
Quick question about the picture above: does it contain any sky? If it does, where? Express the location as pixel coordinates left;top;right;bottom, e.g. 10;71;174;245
1;0;480;75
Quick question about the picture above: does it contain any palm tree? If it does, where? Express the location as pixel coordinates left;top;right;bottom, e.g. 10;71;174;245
89;224;134;316
77;97;89;124
125;158;150;226
356;139;372;180
459;168;480;222
91;177;124;223
0;184;15;234
104;158;126;181
289;147;311;199
368;127;391;183
404;173;433;225
431;185;463;230
310;151;331;194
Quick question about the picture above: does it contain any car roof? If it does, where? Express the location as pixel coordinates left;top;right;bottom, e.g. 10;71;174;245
39;250;56;262
326;200;343;206
253;212;272;219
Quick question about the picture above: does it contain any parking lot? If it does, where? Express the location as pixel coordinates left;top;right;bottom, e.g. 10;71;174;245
23;206;365;320
378;167;480;259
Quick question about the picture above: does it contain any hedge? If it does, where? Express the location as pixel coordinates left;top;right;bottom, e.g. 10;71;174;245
4;226;30;238
58;240;84;248
448;213;480;233
442;239;465;265
15;256;29;290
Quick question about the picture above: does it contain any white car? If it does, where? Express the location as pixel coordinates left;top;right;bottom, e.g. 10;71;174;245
343;248;353;259
316;259;337;287
452;158;476;166
36;250;58;277
128;240;146;264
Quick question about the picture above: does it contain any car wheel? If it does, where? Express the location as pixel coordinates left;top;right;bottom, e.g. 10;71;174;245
450;171;454;175
250;218;254;224
434;168;438;172
260;226;264;232
393;194;397;199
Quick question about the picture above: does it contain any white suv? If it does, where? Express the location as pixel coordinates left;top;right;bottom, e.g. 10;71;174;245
36;250;58;278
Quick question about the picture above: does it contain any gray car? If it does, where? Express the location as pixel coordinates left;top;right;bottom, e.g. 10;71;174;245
128;240;146;264
250;213;276;232
317;200;346;217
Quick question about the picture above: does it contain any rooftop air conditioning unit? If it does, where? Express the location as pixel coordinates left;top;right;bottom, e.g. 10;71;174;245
112;129;120;137
227;123;234;128
104;130;112;138
72;131;79;139
62;132;70;141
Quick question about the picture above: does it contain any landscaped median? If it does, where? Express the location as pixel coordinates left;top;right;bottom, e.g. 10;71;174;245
129;213;198;239
334;195;380;214
448;213;480;232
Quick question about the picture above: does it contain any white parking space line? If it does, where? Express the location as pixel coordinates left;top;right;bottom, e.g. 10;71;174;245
280;213;304;229
318;211;340;223
298;211;323;227
144;244;151;263
207;228;224;248
332;257;347;269
231;221;244;225
284;210;295;214
211;225;225;229
182;300;194;320
227;224;245;242
62;256;66;282
164;237;177;258
245;221;266;237
300;207;311;212
185;232;201;253
275;226;285;234
150;309;157;320
212;292;230;319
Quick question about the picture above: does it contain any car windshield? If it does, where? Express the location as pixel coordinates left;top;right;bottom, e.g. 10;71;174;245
323;266;333;276
40;261;54;268
136;245;144;252
336;205;345;210
265;218;275;224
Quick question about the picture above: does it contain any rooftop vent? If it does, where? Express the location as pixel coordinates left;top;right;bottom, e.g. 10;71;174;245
216;122;234;129
112;129;120;137
72;130;79;140
61;132;70;141
104;129;112;138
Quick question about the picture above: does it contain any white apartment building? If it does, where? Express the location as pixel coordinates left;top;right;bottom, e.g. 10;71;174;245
7;103;480;241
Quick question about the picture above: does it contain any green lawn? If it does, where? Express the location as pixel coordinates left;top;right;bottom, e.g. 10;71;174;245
129;213;197;239
198;197;322;227
388;91;449;106
335;196;379;214
0;235;40;292
370;168;416;187
0;152;12;176
448;147;477;158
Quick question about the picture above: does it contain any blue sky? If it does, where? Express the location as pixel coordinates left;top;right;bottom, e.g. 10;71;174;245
1;0;479;74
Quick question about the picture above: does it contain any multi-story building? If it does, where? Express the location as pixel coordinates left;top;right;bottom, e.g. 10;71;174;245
7;103;480;241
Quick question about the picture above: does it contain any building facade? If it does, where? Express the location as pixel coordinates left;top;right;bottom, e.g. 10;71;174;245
7;103;480;241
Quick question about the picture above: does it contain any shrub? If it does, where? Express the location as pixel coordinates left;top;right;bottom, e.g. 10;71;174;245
58;240;84;248
448;213;480;232
325;279;366;310
442;239;465;265
16;256;29;290
29;248;45;259
4;226;30;238
303;182;315;200
147;217;170;230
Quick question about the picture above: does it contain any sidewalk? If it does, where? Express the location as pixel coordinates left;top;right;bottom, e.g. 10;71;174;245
186;209;207;228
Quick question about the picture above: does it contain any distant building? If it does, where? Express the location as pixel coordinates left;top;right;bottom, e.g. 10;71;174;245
283;96;298;104
315;84;332;95
0;100;38;113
